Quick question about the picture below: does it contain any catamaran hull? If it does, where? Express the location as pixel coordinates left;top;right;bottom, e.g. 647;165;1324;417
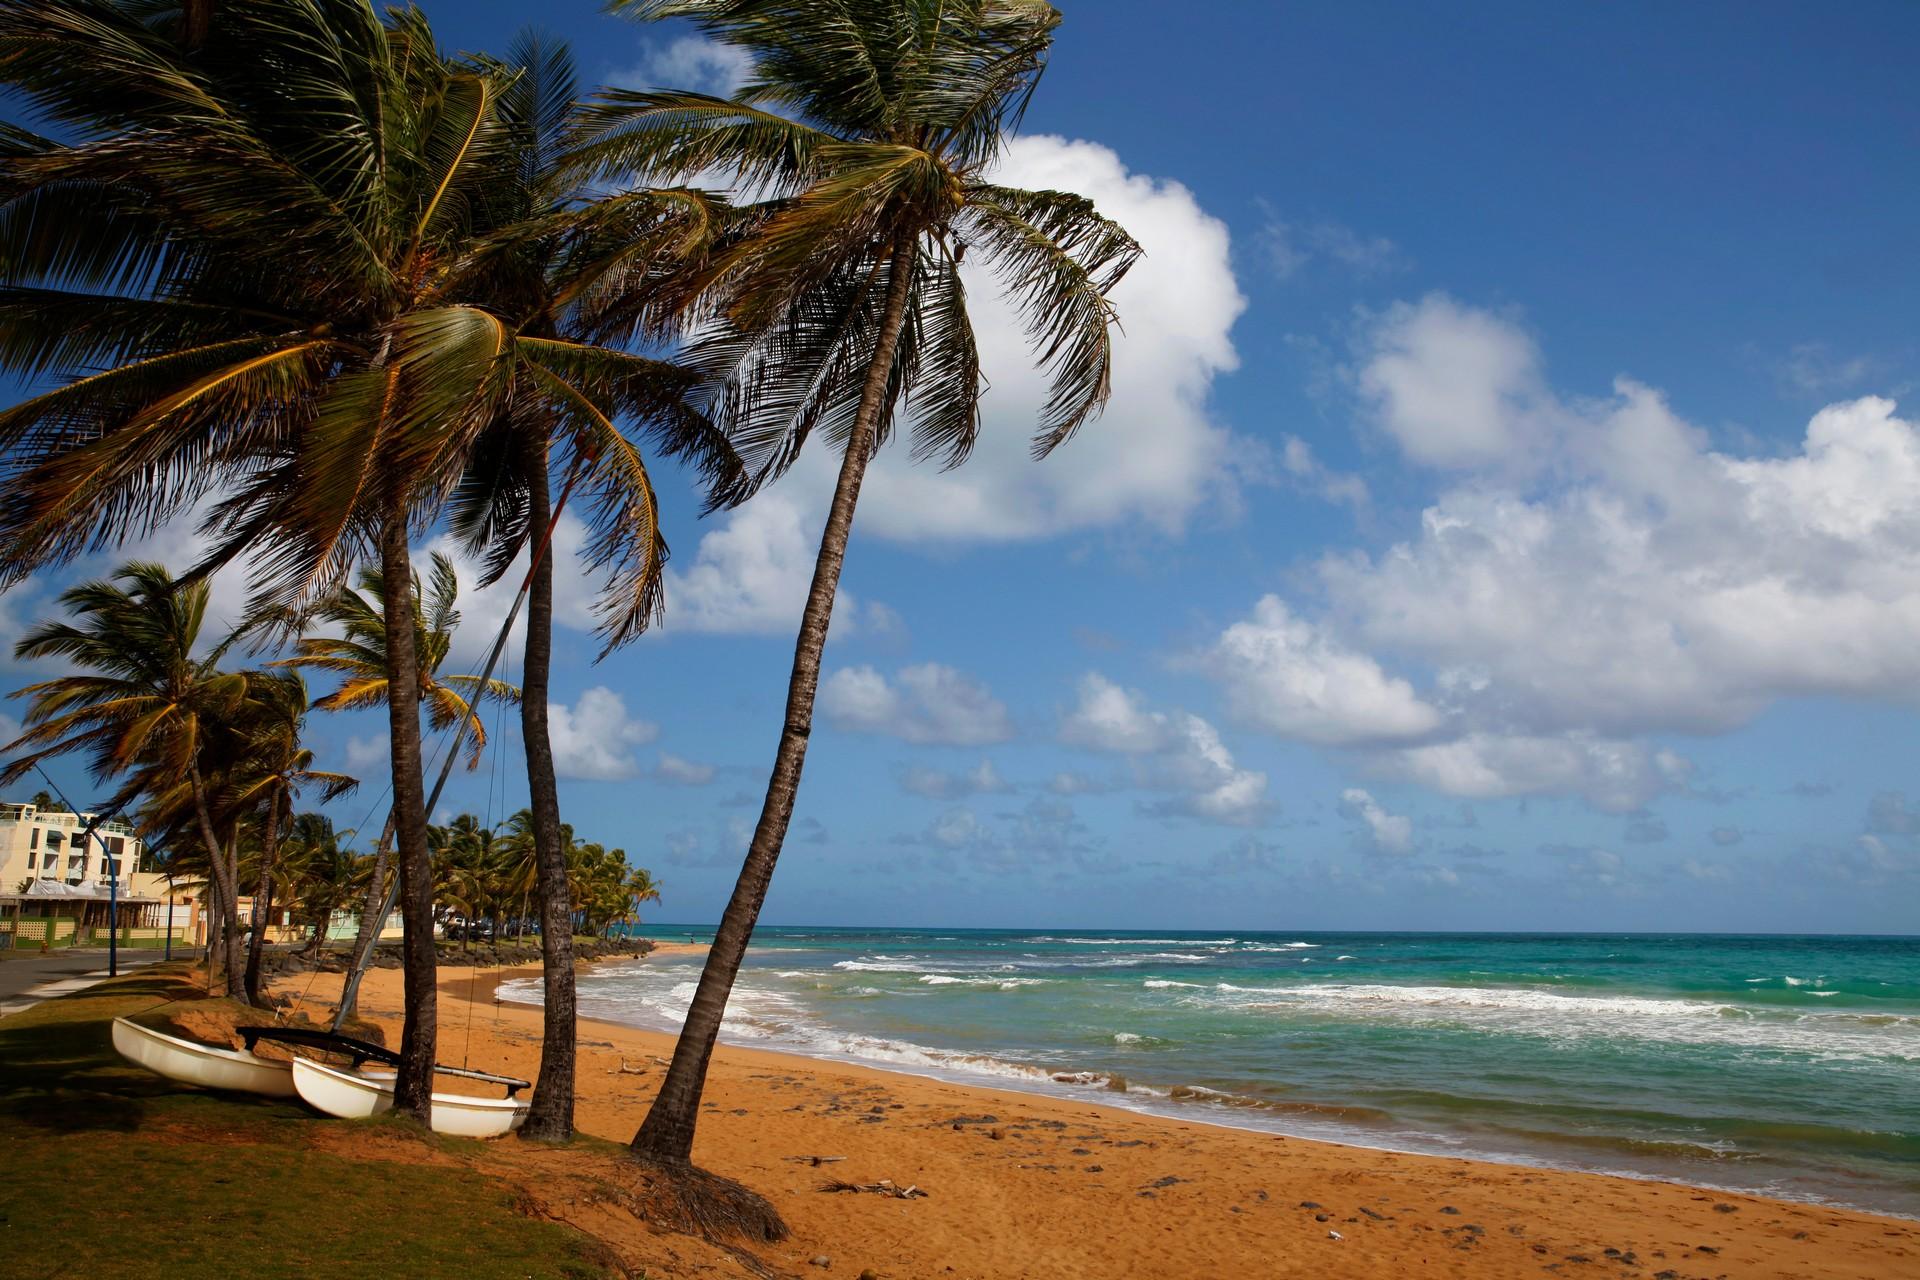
111;1017;297;1097
291;1056;529;1138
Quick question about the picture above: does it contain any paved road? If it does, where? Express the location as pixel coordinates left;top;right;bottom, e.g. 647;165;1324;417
0;949;165;1006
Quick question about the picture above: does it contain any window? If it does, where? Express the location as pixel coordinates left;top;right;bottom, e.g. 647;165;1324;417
25;850;34;869
45;830;62;852
28;828;38;849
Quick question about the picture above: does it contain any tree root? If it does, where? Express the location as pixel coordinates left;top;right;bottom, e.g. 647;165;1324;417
624;1153;791;1245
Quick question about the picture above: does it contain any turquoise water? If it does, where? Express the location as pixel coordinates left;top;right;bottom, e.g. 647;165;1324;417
508;928;1920;1215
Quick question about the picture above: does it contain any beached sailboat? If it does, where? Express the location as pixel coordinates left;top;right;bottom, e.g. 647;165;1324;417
290;1056;531;1138
111;1017;298;1098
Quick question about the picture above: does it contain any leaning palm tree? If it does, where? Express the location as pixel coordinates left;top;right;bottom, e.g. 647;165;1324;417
0;1;736;1121
579;0;1139;1172
275;550;514;1016
0;563;250;992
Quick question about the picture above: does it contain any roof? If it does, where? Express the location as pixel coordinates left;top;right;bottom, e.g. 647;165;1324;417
2;880;160;904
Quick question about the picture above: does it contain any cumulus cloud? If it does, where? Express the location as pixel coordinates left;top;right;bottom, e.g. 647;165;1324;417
608;35;753;97
1191;595;1442;747
819;663;1013;746
1357;294;1555;470
1059;675;1267;825
658;136;1248;614
548;686;659;780
1339;787;1414;855
1374;732;1688;814
899;758;1010;799
1193;297;1920;812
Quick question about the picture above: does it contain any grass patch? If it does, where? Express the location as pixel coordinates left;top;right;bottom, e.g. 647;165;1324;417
0;966;617;1279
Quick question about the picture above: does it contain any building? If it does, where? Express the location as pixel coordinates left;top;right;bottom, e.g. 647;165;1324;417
0;800;195;948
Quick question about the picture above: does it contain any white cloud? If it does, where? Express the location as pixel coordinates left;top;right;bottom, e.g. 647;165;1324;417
662;135;1248;601
608;35;753;97
1373;732;1685;815
1193;596;1442;747
1059;673;1173;753
654;752;716;786
0;710;21;749
547;686;659;781
1059;674;1266;824
900;758;1009;799
1327;390;1920;738
660;492;817;635
1339;787;1413;855
1357;294;1556;470
819;663;1013;746
1187;297;1920;810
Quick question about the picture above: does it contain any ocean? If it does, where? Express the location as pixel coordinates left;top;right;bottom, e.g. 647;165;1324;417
501;928;1920;1217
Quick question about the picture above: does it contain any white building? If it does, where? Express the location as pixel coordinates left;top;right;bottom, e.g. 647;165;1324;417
0;800;192;946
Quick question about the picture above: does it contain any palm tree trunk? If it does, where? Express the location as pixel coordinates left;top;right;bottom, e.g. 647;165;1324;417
632;230;918;1164
378;504;437;1121
186;762;243;998
243;793;284;1007
338;816;393;1020
520;449;578;1142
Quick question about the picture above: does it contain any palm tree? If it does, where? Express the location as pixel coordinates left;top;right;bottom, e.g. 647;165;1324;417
275;550;515;1015
221;671;356;1004
581;0;1139;1168
0;563;250;992
276;813;359;961
0;1;733;1121
442;30;751;1143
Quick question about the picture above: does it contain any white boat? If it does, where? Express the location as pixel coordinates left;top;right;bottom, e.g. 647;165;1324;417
111;1017;297;1098
291;1056;530;1138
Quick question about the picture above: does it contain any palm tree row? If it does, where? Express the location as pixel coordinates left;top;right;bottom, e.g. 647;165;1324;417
0;0;1137;1215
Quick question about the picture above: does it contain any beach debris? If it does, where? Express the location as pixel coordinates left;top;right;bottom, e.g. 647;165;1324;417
1439;1205;1460;1215
786;1155;848;1166
1327;1230;1344;1241
616;1060;648;1075
1359;1207;1387;1220
858;1271;880;1280
818;1179;929;1200
1142;1176;1183;1189
1298;1201;1322;1210
808;1255;832;1268
1713;1202;1739;1213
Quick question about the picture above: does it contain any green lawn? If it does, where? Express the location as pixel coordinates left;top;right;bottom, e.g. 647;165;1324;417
0;966;618;1279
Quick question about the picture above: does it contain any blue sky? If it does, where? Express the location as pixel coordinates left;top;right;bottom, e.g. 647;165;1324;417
6;1;1920;934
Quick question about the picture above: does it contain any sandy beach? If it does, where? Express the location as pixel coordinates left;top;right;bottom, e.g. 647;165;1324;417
270;951;1919;1280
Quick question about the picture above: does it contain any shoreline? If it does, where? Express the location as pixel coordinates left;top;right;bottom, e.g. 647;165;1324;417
273;954;1918;1279
504;947;1918;1222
